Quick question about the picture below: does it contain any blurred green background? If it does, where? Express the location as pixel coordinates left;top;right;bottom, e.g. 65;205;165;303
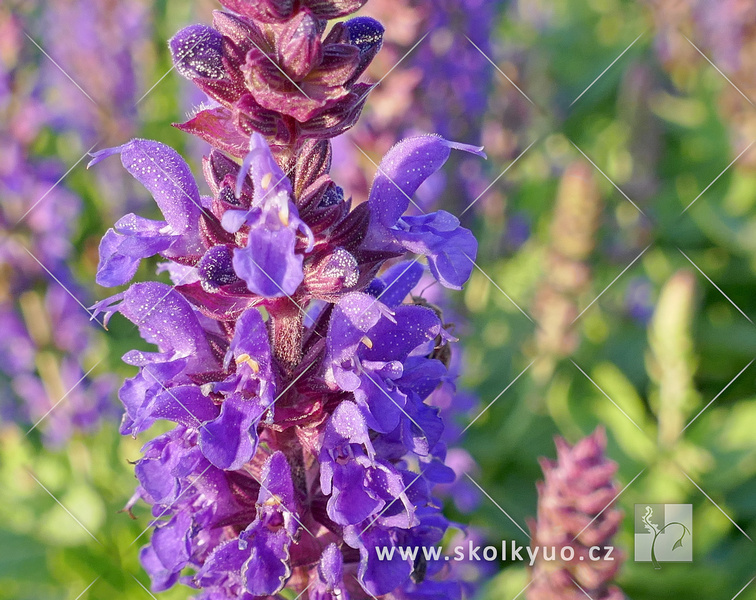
2;0;755;598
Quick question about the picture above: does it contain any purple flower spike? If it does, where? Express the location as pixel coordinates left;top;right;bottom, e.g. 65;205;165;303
527;428;625;600
170;25;225;80
95;1;482;597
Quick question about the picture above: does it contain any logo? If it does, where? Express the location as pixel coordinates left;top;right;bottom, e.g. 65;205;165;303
634;504;692;568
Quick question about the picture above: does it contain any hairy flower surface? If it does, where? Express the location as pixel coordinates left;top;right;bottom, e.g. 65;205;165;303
92;1;485;596
527;428;625;600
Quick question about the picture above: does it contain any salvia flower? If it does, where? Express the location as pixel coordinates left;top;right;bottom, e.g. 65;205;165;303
92;13;487;600
92;0;489;594
527;428;625;600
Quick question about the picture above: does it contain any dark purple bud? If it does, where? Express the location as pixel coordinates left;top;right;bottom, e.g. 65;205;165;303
169;25;226;80
219;185;241;207
198;245;240;291
319;183;343;207
344;16;384;81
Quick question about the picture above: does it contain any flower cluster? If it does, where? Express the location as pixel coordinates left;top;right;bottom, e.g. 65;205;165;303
92;0;485;597
527;428;625;600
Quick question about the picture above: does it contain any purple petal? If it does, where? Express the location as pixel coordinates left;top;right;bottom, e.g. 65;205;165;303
89;139;203;234
395;211;477;289
150;385;221;428
199;396;262;470
196;539;251;588
243;529;291;595
344;525;411;596
327;460;382;525
375;260;424;306
362;305;441;362
236;132;292;201
96;216;173;286
258;451;296;508
323;400;373;451
111;282;214;360
228;307;270;357
327;292;385;362
353;367;406;433
318;544;344;589
368;136;485;228
140;544;180;592
232;223;304;297
151;511;192;573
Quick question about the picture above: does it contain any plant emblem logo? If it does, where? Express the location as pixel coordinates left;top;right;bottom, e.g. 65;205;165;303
634;504;692;568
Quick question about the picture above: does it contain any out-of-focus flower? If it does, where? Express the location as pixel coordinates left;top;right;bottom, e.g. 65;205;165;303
527;428;625;600
0;5;117;445
647;270;698;448
330;0;508;215
39;0;150;144
531;162;602;382
648;0;756;169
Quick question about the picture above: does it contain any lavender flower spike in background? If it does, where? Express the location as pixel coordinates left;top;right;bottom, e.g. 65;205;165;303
528;428;625;600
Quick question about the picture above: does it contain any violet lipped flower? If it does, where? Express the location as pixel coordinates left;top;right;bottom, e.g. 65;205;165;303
92;131;483;599
527;428;625;600
331;0;498;211
91;1;488;596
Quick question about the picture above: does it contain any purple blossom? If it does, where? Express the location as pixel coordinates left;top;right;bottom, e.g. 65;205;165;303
331;0;499;212
527;428;625;600
91;1;485;597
